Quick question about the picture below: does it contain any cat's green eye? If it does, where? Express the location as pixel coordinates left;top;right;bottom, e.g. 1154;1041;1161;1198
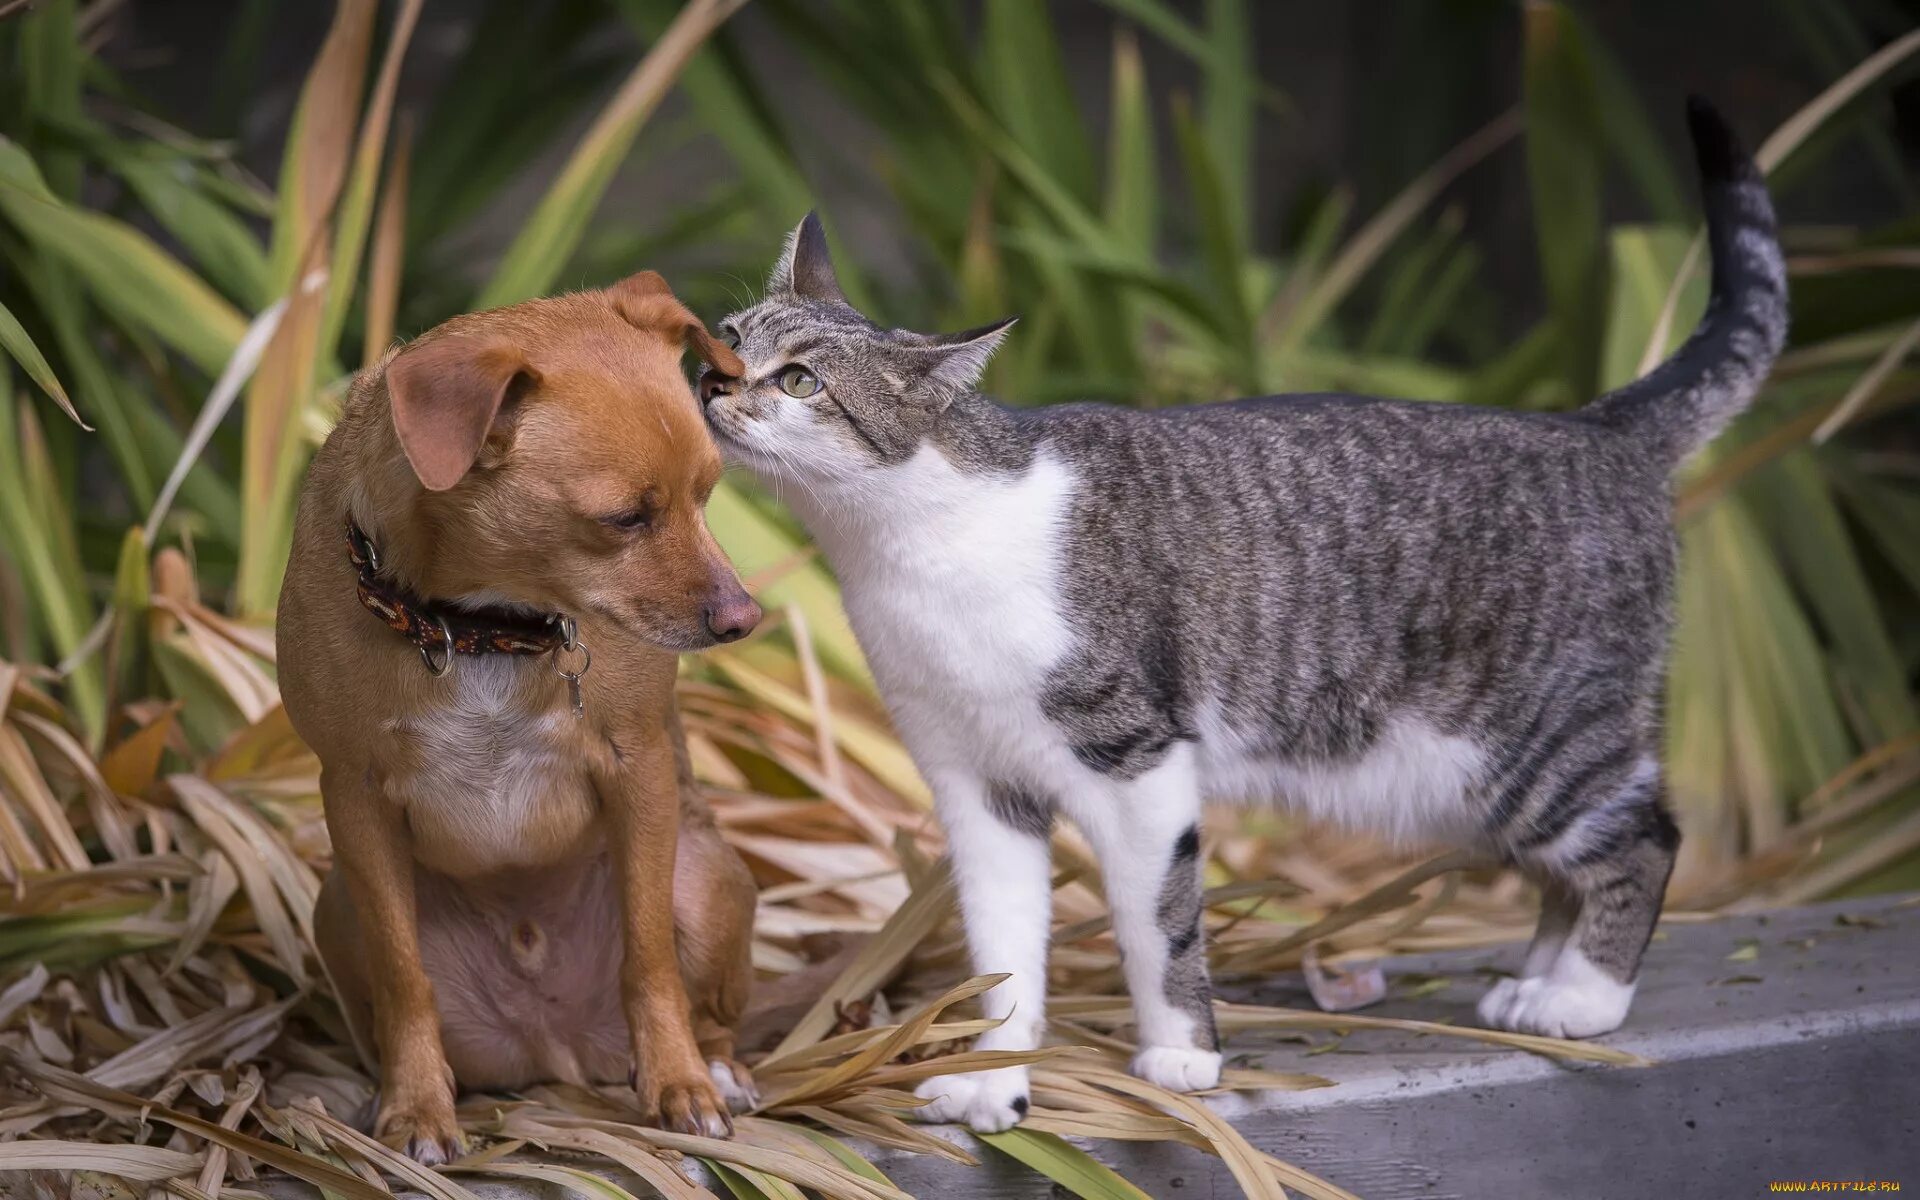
719;326;740;349
778;365;823;398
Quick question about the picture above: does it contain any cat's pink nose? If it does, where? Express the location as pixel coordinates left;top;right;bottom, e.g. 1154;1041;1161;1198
699;374;734;406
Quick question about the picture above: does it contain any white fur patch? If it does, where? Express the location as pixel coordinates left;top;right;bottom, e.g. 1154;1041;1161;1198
913;1065;1030;1132
798;446;1081;788
709;1059;760;1114
385;657;584;870
1477;947;1634;1039
1195;708;1488;845
1132;1045;1222;1093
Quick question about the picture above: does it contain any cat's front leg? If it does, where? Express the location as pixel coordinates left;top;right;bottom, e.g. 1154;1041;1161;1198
1073;750;1222;1092
912;768;1054;1132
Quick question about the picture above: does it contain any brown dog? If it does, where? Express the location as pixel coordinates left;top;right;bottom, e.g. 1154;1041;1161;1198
278;273;759;1162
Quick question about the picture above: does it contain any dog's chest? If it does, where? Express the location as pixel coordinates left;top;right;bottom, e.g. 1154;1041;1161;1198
382;659;596;874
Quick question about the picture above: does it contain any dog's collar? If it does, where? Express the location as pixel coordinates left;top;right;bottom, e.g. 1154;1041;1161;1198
345;520;569;665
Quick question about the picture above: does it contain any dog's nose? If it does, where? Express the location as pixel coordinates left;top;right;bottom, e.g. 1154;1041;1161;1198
698;374;735;406
704;594;761;643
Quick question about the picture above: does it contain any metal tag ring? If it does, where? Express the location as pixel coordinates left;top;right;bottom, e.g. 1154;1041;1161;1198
420;612;456;678
554;637;591;681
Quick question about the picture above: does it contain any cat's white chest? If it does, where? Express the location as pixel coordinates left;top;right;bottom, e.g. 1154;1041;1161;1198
818;450;1077;767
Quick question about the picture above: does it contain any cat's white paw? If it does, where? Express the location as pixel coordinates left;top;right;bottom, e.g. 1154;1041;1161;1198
1477;951;1633;1039
1476;977;1528;1027
912;1066;1030;1132
1130;1045;1223;1093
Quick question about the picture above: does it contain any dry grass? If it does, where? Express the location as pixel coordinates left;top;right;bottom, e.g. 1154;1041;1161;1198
0;552;1745;1200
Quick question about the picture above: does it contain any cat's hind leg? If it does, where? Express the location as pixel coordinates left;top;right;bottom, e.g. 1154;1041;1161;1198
912;768;1054;1132
1480;754;1678;1039
1071;749;1221;1092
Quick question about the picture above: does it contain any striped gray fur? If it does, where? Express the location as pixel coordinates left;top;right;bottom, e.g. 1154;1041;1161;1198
1155;825;1218;1049
985;780;1054;839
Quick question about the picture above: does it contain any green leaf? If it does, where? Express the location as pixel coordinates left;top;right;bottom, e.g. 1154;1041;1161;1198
0;394;103;733
1523;1;1610;403
979;0;1099;208
620;0;811;225
319;0;424;363
1668;496;1855;843
17;0;84;200
792;1128;898;1188
1199;0;1253;245
0;138;247;376
979;1129;1154;1200
707;1161;804;1200
151;638;247;753
108;526;152;706
0;297;82;428
996;226;1223;333
5;247;155;508
1091;0;1293;120
1581;15;1688;224
63;123;273;308
1601;225;1707;389
1268;111;1519;357
1171;94;1257;390
477;0;745;310
1103;28;1158;257
406;3;613;249
1831;466;1920;605
1749;452;1917;740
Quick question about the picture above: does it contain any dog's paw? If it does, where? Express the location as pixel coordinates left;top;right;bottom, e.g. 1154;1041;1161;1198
708;1058;761;1114
912;1066;1030;1133
1477;952;1632;1039
1130;1045;1222;1093
646;1074;734;1139
373;1092;462;1166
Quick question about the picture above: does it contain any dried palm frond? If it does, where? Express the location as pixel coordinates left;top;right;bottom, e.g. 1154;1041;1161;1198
0;598;1651;1199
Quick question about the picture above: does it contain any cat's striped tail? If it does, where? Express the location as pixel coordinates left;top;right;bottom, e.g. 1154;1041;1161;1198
1583;97;1788;465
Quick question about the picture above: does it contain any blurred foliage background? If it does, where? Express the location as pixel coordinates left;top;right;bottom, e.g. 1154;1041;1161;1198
4;0;1920;904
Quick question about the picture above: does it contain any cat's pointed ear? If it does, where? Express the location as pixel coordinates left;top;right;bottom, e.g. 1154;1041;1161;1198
919;316;1018;394
769;211;845;303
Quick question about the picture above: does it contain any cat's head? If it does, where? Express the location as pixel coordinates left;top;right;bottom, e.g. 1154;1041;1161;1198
698;212;1014;484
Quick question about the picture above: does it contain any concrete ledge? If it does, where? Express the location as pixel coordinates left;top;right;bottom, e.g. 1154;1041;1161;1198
989;893;1920;1198
266;894;1920;1198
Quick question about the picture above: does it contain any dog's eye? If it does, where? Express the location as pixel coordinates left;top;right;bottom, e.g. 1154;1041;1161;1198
602;505;655;532
778;365;822;398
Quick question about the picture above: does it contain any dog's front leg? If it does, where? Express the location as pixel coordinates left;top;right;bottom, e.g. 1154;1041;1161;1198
598;728;732;1138
323;768;461;1163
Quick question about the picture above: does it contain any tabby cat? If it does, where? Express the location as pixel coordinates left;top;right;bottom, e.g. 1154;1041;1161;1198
698;99;1785;1131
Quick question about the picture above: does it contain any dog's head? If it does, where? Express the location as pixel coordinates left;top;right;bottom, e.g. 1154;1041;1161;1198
379;272;758;651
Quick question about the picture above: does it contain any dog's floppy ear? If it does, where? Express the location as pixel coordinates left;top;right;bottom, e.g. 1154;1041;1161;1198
386;335;534;492
608;271;745;379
